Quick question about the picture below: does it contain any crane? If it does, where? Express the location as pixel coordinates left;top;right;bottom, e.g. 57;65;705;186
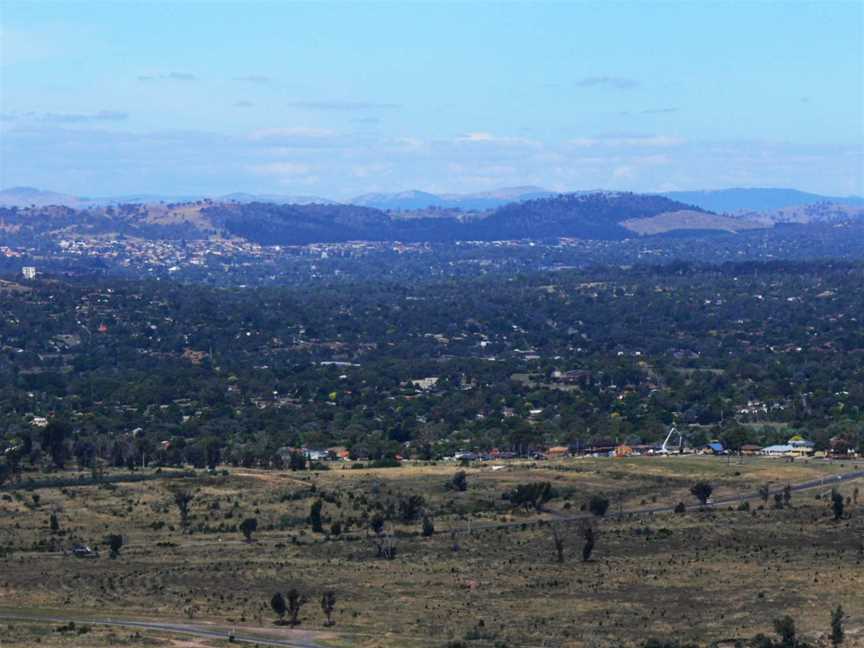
659;426;684;455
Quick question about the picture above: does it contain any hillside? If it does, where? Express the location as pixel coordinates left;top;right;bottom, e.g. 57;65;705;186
662;187;864;213
3;191;742;246
203;192;729;244
471;192;714;240
620;209;765;235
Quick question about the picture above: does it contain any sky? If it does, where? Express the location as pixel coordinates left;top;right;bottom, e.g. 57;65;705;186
1;1;862;199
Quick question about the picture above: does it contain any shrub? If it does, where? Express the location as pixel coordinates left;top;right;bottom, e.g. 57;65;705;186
448;471;468;491
690;481;713;505
588;495;610;517
309;500;324;533
422;514;435;537
831;489;845;520
240;517;257;542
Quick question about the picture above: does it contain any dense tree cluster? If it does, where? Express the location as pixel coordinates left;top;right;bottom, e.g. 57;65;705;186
1;261;863;478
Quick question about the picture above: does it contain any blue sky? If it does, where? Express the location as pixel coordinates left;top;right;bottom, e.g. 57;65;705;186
1;1;862;198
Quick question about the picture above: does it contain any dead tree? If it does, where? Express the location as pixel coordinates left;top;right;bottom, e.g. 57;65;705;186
369;522;397;560
581;523;596;562
287;588;307;626
551;524;565;563
172;489;194;527
321;590;336;626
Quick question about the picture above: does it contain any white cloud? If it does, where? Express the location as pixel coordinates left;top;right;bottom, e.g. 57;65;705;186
250;127;337;141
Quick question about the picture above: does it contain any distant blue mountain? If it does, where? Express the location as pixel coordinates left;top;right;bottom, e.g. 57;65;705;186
351;186;554;210
662;188;864;213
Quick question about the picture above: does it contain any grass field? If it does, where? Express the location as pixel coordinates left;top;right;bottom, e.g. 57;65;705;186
1;456;863;647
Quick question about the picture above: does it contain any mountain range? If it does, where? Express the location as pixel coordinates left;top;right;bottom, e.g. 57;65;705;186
0;191;794;246
3;185;861;212
2;188;863;249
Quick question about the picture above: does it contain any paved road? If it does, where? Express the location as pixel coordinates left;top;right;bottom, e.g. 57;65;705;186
540;467;864;525
0;612;323;647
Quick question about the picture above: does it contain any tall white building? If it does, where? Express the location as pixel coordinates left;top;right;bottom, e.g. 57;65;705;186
21;266;37;280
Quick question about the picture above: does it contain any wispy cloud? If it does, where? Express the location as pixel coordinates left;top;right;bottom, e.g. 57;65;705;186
234;100;254;108
138;72;197;82
249;127;346;149
641;107;678;114
286;100;399;111
232;75;270;84
454;132;539;148
250;161;314;176
569;134;684;148
251;127;337;140
1;110;128;123
575;76;639;90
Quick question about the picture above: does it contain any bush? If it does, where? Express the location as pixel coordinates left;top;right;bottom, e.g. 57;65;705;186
588;495;610;517
422;514;435;537
309;500;324;533
831;489;844;520
448;471;468;491
690;481;713;505
673;502;686;514
369;456;400;468
506;482;556;511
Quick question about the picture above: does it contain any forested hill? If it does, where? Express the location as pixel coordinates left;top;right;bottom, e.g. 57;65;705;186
470;192;708;240
203;192;714;245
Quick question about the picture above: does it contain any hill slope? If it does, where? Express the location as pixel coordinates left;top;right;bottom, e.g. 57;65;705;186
2;192;764;245
662;188;864;212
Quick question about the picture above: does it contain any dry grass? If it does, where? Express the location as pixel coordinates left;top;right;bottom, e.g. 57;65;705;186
1;457;862;647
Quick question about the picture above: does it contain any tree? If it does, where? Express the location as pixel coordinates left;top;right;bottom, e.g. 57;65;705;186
588;495;610;517
270;592;287;624
240;517;258;542
41;419;71;469
831;605;845;646
287;588;307;626
581;524;596;562
449;471;468;491
773;615;798;648
507;482;555;511
321;590;336;626
690;481;713;506
106;534;123;559
369;516;396;559
289;451;306;471
673;502;686;514
831;489;845;520
50;512;60;533
421;514;435;537
309;500;324;533
551;524;565;563
758;484;771;504
783;484;792;506
399;495;425;523
173;490;194;527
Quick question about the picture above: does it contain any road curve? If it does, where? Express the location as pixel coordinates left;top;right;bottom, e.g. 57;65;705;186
540;467;864;525
0;612;323;647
